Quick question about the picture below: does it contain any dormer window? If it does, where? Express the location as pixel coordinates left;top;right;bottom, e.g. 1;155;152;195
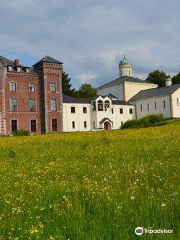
26;68;30;73
17;67;21;72
8;66;13;71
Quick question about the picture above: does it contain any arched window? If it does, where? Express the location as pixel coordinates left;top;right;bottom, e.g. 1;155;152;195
92;101;96;111
98;100;103;111
105;100;110;111
72;121;75;129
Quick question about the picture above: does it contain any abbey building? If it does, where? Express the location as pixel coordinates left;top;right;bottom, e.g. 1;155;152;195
0;54;180;135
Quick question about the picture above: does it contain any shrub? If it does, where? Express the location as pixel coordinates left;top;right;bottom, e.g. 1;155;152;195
121;114;163;129
13;129;30;136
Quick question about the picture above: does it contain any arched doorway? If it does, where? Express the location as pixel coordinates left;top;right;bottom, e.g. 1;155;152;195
104;122;110;130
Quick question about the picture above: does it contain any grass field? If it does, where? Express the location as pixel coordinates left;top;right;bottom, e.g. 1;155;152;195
0;123;180;240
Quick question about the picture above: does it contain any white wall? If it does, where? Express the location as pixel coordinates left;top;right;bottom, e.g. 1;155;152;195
119;64;132;77
91;96;135;129
124;82;158;101
171;89;180;118
131;95;171;119
97;84;125;100
63;103;91;132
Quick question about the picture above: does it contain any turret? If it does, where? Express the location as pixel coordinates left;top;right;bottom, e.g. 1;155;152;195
166;77;172;87
119;55;132;77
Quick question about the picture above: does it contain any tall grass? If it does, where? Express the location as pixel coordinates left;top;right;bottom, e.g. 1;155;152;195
0;122;180;239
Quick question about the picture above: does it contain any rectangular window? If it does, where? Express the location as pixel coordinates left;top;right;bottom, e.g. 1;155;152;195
71;107;75;113
140;104;143;112
51;99;57;111
83;107;87;113
147;103;149;111
11;120;17;132
120;108;123;114
72;121;75;129
29;83;35;93
52;119;58;131
50;82;56;93
10;82;17;92
10;98;17;111
177;98;179;106
84;121;87;128
29;99;36;111
129;108;133;114
163;101;166;109
31;120;37;132
155;102;157;110
111;108;114;114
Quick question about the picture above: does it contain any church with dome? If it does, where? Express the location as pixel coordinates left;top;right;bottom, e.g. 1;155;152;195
63;56;180;131
0;54;180;134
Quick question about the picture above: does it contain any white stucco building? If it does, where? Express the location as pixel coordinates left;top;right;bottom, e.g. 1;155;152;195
63;56;180;132
63;94;135;132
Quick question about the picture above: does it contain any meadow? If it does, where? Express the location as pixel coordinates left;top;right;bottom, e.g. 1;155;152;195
0;122;180;240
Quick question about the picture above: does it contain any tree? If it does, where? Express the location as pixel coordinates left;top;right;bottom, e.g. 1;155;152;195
172;72;180;85
73;83;96;99
146;70;168;87
62;71;75;96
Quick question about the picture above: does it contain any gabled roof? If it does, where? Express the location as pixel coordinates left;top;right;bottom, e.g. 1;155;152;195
0;55;17;66
97;76;157;90
129;84;180;102
34;55;63;65
63;94;91;104
99;118;113;124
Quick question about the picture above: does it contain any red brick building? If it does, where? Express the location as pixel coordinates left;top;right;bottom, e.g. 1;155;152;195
0;55;63;135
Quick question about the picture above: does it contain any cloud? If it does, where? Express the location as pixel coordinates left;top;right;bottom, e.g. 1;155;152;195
0;0;180;88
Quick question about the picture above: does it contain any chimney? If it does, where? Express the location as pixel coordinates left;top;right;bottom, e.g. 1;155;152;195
166;77;172;87
15;59;19;66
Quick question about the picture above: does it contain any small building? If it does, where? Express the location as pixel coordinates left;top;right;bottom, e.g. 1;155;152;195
129;81;180;119
63;94;135;132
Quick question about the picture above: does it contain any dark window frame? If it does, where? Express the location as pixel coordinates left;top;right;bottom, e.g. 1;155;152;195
31;119;37;132
52;118;58;131
83;107;87;114
11;119;17;132
120;108;123;114
71;107;76;113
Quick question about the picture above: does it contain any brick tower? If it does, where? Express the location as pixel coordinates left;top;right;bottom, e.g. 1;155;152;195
33;56;63;133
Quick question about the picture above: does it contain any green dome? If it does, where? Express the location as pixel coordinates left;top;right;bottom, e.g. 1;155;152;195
119;57;131;65
166;77;172;81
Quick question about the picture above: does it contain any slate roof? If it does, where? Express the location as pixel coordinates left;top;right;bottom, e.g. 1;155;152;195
63;94;132;106
34;55;63;65
97;76;156;89
112;100;132;106
129;84;180;102
0;55;18;66
63;94;91;104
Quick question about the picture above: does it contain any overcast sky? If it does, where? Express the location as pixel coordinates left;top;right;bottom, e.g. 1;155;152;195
0;0;180;88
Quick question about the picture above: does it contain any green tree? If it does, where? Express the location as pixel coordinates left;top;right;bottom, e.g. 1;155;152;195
172;72;180;85
146;70;168;87
62;71;75;96
73;83;96;99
